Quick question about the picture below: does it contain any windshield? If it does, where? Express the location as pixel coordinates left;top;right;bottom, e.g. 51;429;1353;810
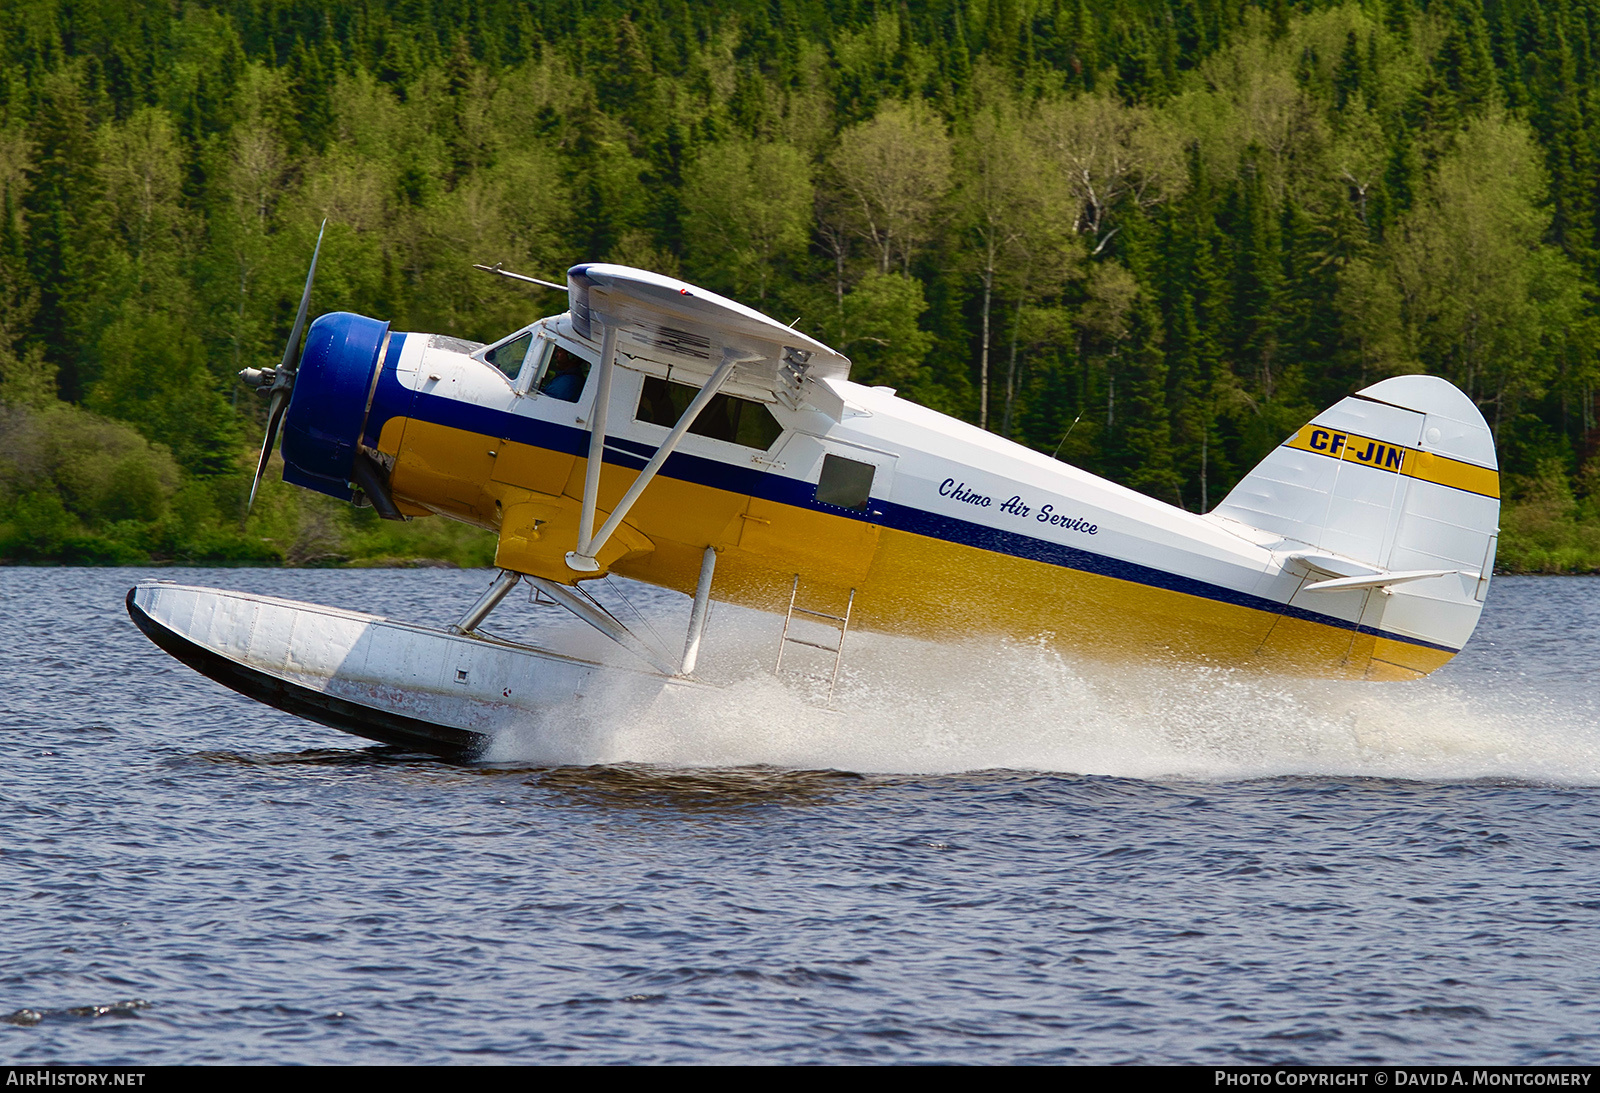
485;331;534;378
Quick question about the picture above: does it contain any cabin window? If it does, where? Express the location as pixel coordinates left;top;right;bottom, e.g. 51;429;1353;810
634;376;784;450
484;332;533;378
539;344;590;402
815;454;875;512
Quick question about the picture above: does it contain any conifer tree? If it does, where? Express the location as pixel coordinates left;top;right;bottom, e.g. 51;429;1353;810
23;68;104;402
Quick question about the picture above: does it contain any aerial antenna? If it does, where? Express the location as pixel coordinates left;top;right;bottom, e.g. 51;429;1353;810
473;262;568;292
1051;411;1084;461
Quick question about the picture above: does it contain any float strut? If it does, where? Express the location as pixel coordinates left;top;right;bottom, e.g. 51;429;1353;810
679;546;717;676
524;576;678;676
451;569;521;634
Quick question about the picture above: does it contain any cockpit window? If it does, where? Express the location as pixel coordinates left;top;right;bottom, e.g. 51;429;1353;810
635;376;784;450
539;344;590;402
485;332;533;378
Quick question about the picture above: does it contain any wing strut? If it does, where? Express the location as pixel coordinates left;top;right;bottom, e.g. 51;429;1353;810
570;323;620;571
565;345;754;573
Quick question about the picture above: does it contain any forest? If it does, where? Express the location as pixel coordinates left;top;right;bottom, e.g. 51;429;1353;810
1;0;1598;570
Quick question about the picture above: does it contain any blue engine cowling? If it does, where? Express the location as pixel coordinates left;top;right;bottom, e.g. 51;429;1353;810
280;311;391;501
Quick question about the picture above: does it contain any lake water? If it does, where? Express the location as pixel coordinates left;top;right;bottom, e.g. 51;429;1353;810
3;567;1599;1064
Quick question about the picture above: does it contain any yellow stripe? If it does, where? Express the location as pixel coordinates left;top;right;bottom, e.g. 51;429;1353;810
384;416;1461;680
1284;424;1499;499
1399;448;1500;498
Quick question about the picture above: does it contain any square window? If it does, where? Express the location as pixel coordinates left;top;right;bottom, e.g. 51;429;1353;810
815;454;875;512
635;376;783;450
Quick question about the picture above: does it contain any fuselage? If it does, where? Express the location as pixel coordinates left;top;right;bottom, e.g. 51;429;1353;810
278;308;1482;682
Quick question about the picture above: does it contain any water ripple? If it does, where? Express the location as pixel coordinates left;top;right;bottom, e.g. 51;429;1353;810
2;569;1599;1062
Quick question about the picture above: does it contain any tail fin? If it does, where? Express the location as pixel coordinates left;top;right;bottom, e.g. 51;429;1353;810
1212;375;1499;676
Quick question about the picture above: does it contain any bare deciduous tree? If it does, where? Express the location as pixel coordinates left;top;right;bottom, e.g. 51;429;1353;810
1032;91;1185;256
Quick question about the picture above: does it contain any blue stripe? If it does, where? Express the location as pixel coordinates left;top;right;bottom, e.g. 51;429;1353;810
371;386;1460;657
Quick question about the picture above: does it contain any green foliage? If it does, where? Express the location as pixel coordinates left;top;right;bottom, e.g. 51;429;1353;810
1498;464;1600;573
681;138;813;302
87;306;240;475
240;470;497;567
3;0;1600;570
0;400;178;561
835;269;936;391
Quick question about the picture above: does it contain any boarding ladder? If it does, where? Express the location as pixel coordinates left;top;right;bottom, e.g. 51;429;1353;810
774;575;855;700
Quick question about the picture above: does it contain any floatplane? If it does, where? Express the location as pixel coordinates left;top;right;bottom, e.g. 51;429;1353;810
127;228;1501;759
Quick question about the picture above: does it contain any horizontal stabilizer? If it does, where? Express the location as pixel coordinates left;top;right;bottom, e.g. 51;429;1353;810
1283;551;1382;579
1301;569;1461;593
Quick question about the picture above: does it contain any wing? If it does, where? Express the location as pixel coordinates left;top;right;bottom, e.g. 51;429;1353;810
566;263;850;415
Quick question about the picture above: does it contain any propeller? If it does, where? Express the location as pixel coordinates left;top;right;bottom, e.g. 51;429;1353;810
240;220;327;514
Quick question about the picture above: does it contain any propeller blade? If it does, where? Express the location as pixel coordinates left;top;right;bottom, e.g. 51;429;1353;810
248;386;290;512
278;219;327;378
246;220;328;517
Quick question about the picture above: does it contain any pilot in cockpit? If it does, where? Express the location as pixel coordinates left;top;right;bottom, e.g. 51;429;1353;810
540;348;588;402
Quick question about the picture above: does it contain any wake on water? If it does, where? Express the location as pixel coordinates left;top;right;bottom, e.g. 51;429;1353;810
476;593;1600;785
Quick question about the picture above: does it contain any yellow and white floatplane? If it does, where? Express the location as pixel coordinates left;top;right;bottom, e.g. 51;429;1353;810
128;238;1500;759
